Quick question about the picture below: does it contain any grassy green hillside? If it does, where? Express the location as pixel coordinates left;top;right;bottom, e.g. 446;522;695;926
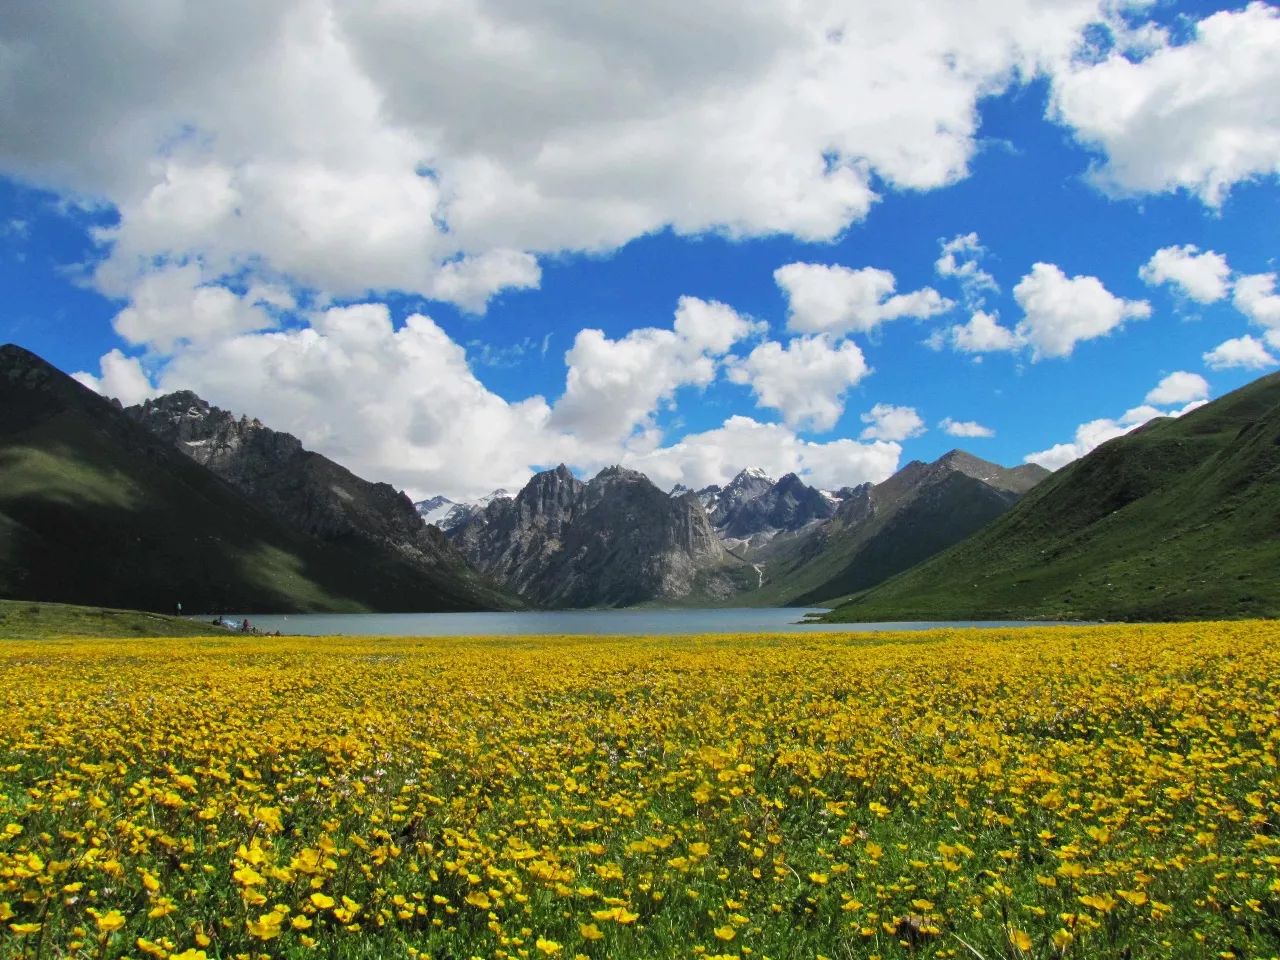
746;471;1017;606
0;344;516;613
0;599;215;639
825;371;1280;622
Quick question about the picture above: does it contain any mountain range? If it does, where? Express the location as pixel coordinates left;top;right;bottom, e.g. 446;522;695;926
421;451;1045;608
825;370;1280;622
445;464;759;607
0;344;511;613
8;339;1274;622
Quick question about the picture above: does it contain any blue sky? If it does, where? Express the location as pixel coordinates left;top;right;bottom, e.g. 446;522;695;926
1;1;1278;499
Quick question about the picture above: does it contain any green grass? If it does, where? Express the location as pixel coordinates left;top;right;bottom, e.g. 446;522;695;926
825;370;1280;622
0;598;216;639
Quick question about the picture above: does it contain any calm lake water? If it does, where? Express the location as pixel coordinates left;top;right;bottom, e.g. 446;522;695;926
207;608;1078;637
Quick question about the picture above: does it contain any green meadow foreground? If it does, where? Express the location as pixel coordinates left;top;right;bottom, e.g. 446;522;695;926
2;623;1278;959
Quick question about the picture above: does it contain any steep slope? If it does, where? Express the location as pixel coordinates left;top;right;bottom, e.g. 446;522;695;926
0;345;509;613
749;450;1048;606
125;391;513;609
450;465;757;607
825;372;1280;622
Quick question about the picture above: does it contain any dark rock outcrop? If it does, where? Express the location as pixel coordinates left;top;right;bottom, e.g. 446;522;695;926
125;389;517;609
449;464;755;607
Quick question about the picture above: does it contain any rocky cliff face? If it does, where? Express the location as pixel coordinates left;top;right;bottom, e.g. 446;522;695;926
449;464;754;607
127;391;511;601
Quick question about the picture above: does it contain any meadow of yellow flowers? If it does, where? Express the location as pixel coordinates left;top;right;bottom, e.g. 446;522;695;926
1;622;1278;959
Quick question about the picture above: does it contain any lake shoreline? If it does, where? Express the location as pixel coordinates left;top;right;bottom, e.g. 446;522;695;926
202;607;1087;637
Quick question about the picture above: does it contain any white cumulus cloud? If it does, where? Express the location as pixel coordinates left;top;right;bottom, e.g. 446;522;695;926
935;232;998;303
775;262;952;336
111;264;280;353
1013;262;1151;360
933;309;1023;354
859;403;926;442
1051;2;1280;206
939;417;995;438
428;251;542;314
1145;371;1209;406
1203;335;1278;371
550;296;763;446
1139;245;1232;304
71;349;156;407
0;0;1125;315
726;335;869;432
1233;273;1280;330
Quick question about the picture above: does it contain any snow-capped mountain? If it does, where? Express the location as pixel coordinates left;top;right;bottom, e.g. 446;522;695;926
416;489;513;532
414;495;456;526
702;466;776;528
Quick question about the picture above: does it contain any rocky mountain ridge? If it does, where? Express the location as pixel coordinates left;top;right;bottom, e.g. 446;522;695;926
446;464;757;607
125;390;516;609
744;450;1051;606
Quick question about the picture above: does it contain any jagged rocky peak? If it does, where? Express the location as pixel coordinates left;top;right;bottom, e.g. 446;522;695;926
415;495;456;526
525;464;583;499
423;487;514;532
591;464;649;484
669;483;691;497
706;466;776;525
135;389;210;418
716;470;836;540
695;484;721;508
730;465;775;488
444;458;751;607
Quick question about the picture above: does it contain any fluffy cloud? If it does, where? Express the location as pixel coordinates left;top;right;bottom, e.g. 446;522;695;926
550;296;762;445
932;310;1023;354
1139;245;1231;304
1145;371;1209;406
1013;262;1151;360
859;404;926;442
72;349;155;407
0;0;1125;316
775;263;952;336
1203;335;1278;371
152;306;563;500
935;232;998;303
111;264;280;353
939;418;995;438
1233;273;1280;329
626;415;901;493
1051;3;1280;206
79;295;904;501
726;335;869;431
1025;376;1209;471
428;251;542;314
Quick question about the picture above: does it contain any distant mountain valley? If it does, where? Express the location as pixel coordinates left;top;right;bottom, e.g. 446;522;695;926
415;450;1048;608
11;340;1273;622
